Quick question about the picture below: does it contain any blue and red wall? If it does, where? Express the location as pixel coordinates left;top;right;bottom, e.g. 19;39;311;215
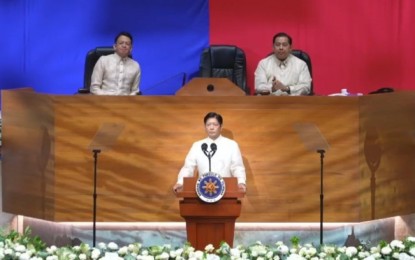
1;0;415;96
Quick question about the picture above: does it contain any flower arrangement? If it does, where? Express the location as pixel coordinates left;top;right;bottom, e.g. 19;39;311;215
1;228;415;260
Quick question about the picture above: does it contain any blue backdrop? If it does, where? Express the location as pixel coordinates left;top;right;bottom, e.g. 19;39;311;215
0;0;209;95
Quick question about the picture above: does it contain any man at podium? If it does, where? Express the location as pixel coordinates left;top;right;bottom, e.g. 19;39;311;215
173;112;247;193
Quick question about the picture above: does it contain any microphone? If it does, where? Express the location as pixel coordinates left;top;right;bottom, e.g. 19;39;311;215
201;143;209;157
210;143;217;157
207;84;214;92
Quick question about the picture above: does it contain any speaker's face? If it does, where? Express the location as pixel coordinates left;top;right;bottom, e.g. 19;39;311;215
273;36;292;61
113;35;132;58
205;118;222;140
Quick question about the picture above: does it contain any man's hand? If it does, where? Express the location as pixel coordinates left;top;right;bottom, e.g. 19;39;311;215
271;77;287;92
173;183;183;194
238;183;247;193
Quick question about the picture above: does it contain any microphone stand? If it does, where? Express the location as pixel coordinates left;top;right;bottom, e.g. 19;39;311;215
92;149;101;247
317;149;325;246
207;153;212;172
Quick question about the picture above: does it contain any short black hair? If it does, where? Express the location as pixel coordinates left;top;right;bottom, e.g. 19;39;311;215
114;32;133;44
273;32;292;46
204;112;223;126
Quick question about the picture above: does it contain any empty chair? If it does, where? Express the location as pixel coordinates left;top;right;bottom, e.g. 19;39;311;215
199;45;249;94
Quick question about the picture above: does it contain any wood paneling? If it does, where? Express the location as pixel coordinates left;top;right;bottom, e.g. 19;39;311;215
2;89;415;222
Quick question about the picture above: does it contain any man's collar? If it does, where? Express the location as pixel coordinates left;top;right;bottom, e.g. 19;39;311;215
114;52;128;62
207;135;222;142
276;54;292;69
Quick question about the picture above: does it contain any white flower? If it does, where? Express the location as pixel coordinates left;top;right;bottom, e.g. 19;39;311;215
79;253;87;260
205;244;215;253
277;245;289;255
370;247;379;254
91;248;101;259
14;244;26;252
141;250;149;256
275;241;284;246
381;246;392;255
46;256;58;260
392;252;400;259
363;256;376;260
322;245;336;255
230;248;240;257
103;251;121;259
206;253;220;260
4;248;13;255
273;255;280;260
18;252;31;260
118;246;128;255
107;242;119;251
391;240;405;250
398;252;415;260
372;252;382;258
174;248;184;257
337;246;346;254
409;247;415;256
346;246;358;257
98;242;107;250
46;245;57;254
407;237;415;243
156;252;169;260
308;247;317;256
266;250;274;258
128;243;142;253
194;250;204;259
286;253;306;260
359;251;370;258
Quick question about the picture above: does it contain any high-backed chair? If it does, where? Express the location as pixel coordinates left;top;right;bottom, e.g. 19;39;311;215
199;45;249;95
78;47;115;94
257;49;314;96
291;49;313;95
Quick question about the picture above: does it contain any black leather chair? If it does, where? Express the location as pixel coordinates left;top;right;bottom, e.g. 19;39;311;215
199;45;249;94
78;47;139;94
291;49;313;95
78;47;115;94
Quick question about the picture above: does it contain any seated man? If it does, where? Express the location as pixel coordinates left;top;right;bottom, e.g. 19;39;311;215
255;32;312;96
90;32;141;95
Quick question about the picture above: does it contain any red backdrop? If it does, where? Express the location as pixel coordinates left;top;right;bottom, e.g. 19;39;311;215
209;0;415;95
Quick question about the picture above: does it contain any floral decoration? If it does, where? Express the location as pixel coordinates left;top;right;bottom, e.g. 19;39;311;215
0;228;415;259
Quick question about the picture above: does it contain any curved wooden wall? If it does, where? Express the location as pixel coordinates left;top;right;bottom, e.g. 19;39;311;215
2;88;415;222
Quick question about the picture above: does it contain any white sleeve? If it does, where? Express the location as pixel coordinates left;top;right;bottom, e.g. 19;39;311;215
176;143;198;184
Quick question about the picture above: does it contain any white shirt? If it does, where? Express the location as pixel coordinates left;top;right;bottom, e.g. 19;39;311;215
177;135;246;185
90;53;141;95
254;54;312;96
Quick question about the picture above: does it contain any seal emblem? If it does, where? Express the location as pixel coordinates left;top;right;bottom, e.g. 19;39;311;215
196;172;226;203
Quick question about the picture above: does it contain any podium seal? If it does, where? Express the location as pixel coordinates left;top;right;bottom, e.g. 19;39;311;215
196;172;226;203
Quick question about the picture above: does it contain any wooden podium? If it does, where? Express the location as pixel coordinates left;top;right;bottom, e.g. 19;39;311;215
176;177;244;250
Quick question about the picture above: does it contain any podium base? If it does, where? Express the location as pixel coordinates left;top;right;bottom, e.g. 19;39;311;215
180;198;241;249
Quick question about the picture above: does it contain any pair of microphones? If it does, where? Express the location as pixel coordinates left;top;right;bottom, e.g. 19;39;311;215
201;143;217;158
202;143;217;172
